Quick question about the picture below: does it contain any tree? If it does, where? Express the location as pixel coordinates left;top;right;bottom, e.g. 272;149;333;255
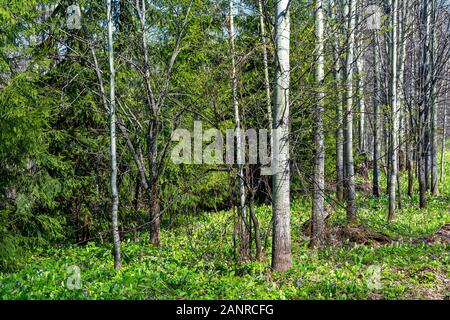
258;0;272;123
228;0;249;261
332;0;345;202
355;2;366;155
441;90;448;183
430;0;439;196
311;0;326;248
272;0;292;272
344;0;357;223
388;0;399;222
372;31;381;198
417;0;431;208
107;0;122;270
127;0;193;246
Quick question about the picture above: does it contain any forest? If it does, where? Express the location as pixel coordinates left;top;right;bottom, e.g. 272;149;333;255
0;0;449;300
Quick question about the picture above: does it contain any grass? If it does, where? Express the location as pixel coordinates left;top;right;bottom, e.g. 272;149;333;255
0;151;449;300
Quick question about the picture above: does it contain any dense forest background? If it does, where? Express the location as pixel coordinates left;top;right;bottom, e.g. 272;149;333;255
0;0;449;299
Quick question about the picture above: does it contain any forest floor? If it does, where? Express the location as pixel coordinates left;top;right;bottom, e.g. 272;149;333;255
1;156;449;300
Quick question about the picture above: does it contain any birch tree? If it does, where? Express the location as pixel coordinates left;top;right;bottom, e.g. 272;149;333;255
441;91;447;183
396;0;409;210
356;3;366;155
418;0;431;208
430;0;439;196
388;0;399;222
272;0;292;272
311;0;326;247
333;0;344;202
107;0;122;270
344;0;357;222
372;32;381;198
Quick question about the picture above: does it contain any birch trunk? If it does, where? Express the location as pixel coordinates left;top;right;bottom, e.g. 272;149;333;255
440;91;447;183
355;4;366;155
388;0;399;222
372;33;381;197
311;0;326;247
107;0;122;270
407;31;416;197
333;0;344;202
344;0;356;223
418;0;430;208
396;0;409;209
272;0;292;271
430;0;439;196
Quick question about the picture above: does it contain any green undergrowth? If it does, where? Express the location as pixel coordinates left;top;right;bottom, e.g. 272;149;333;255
1;153;449;300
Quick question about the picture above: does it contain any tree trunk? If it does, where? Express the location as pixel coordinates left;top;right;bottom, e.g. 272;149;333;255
107;0;122;270
333;0;344;202
440;92;447;183
372;33;381;198
249;191;262;261
355;4;366;155
344;0;356;223
229;0;249;260
430;0;439;196
311;0;326;248
388;0;399;222
418;0;430;208
150;181;160;246
272;0;292;272
407;28;415;198
258;0;272;123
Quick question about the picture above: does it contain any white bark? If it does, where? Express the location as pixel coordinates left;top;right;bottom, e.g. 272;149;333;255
441;91;447;183
388;0;399;221
311;0;326;247
107;0;122;270
345;0;356;222
430;0;439;196
356;52;366;154
355;5;366;154
332;0;344;202
372;33;381;197
418;0;431;208
272;0;291;271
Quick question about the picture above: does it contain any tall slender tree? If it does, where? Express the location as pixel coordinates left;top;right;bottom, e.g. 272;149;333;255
229;0;249;260
430;0;439;196
388;0;399;222
333;0;345;202
441;90;448;183
372;32;381;198
258;0;272;123
107;0;122;270
418;0;431;208
311;0;326;248
272;0;292;272
344;0;357;223
356;3;366;155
